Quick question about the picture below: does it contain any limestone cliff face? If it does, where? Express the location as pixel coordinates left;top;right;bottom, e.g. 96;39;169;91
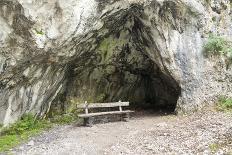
0;0;231;125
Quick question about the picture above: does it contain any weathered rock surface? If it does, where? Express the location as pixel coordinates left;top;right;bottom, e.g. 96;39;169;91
0;0;232;125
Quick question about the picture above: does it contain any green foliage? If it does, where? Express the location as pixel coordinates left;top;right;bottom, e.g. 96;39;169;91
34;28;44;35
204;35;227;54
217;96;232;112
212;16;216;21
205;0;211;4
204;35;232;62
225;47;232;58
98;35;127;63
50;114;77;125
96;93;106;102
0;135;19;152
209;143;220;153
0;112;79;152
1;114;51;136
0;114;52;152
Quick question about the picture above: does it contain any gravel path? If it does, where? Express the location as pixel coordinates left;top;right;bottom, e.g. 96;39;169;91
10;110;232;155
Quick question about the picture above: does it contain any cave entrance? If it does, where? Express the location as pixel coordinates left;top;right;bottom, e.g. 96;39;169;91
95;14;181;113
128;70;181;113
99;58;181;114
69;49;181;114
68;8;181;114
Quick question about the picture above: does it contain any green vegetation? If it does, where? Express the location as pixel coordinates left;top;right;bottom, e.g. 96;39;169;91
209;143;220;153
217;96;232;112
212;16;216;22
34;28;44;35
209;141;232;154
0;114;51;152
50;114;77;125
0;135;19;152
0;113;78;152
98;34;127;63
204;35;232;63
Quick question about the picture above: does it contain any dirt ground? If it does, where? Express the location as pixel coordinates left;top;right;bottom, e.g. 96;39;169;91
10;109;232;155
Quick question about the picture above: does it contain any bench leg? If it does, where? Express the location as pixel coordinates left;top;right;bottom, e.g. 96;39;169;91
84;117;94;127
122;113;130;122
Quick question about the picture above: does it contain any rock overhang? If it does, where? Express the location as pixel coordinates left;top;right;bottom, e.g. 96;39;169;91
63;3;186;111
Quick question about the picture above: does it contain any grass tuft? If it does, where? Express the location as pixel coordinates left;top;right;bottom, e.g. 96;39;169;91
217;96;232;112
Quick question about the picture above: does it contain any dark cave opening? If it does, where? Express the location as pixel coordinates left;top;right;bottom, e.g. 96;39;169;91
66;7;181;114
107;14;181;113
129;71;181;113
68;55;181;114
104;59;181;113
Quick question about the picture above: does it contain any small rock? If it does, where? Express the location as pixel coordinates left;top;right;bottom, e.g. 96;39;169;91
163;133;169;136
156;122;168;127
27;140;35;146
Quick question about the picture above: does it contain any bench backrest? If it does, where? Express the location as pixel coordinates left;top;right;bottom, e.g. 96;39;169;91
77;101;129;114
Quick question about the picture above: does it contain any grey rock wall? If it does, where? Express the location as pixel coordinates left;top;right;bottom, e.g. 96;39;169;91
0;0;231;125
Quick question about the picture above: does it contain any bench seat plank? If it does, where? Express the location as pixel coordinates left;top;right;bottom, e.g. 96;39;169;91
77;102;129;109
78;110;133;118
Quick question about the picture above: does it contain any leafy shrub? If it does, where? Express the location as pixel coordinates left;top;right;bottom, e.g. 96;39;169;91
204;35;226;53
217;96;232;112
204;35;232;62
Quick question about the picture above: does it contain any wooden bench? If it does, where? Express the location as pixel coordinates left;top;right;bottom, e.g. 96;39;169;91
77;101;134;126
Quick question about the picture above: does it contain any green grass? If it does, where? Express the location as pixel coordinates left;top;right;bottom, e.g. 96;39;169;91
0;114;52;152
0;112;79;153
0;135;19;152
0;130;42;152
217;96;232;112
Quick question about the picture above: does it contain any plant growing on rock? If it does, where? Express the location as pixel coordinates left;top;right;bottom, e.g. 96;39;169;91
34;28;44;35
217;96;232;112
204;35;232;63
